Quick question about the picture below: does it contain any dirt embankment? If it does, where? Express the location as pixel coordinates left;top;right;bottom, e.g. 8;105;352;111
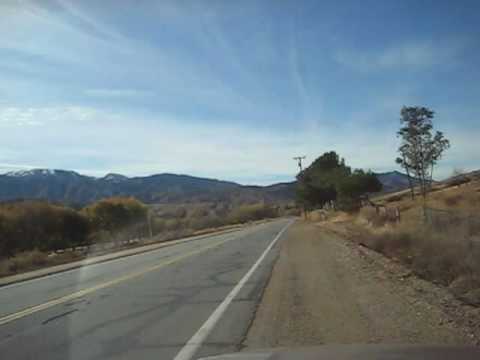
244;221;480;349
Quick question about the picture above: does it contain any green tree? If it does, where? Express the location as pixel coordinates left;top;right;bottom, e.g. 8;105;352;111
296;151;349;210
296;151;382;211
337;170;382;211
396;106;450;203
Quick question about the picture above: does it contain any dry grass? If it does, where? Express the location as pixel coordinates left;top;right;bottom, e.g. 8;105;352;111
359;207;392;227
361;223;480;286
380;179;480;211
443;194;463;207
304;177;480;305
0;249;83;277
347;180;480;305
308;209;329;222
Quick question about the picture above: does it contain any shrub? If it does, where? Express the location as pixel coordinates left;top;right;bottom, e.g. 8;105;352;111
227;203;278;224
0;197;149;259
82;197;147;235
0;201;90;256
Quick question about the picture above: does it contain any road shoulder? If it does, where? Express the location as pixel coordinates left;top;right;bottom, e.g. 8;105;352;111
244;221;480;349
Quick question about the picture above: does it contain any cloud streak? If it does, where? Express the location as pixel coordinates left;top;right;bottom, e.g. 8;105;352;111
334;40;467;71
84;89;155;98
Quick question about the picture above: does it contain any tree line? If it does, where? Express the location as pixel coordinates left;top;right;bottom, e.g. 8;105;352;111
0;197;286;259
0;197;148;258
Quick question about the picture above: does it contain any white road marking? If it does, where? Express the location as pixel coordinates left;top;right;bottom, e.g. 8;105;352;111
173;219;294;360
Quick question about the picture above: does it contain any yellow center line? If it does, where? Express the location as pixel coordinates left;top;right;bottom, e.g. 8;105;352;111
0;236;235;326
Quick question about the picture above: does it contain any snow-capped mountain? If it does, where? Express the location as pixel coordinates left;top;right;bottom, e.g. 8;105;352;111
102;173;129;183
6;169;56;177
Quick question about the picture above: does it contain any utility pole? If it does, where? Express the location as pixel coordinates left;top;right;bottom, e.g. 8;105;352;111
293;156;307;220
293;156;306;172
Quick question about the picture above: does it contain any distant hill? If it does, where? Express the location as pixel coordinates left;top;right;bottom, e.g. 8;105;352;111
443;169;480;185
375;170;419;193
0;168;416;206
0;169;295;206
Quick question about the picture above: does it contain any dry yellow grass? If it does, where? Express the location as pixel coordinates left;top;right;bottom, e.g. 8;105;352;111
317;179;480;306
376;179;480;211
0;250;83;277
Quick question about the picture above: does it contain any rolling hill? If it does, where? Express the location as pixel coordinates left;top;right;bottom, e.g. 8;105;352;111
375;170;419;193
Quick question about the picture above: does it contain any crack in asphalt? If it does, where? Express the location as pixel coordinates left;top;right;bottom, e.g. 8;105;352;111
42;309;79;325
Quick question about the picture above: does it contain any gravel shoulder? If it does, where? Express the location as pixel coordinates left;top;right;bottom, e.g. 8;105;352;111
244;221;480;349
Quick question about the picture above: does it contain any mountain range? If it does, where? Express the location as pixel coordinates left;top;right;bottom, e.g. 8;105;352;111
0;169;414;206
0;169;295;206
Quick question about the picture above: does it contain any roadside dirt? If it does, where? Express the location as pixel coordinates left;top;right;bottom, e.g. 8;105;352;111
244;221;480;349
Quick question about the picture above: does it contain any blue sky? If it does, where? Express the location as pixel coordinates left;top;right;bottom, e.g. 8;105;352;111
0;0;479;184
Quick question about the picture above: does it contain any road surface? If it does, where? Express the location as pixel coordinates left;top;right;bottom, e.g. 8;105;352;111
0;218;292;360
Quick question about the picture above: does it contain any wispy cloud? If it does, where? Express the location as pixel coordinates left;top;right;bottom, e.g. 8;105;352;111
334;40;467;71
0;1;251;111
84;89;155;98
0;162;45;171
0;107;43;126
0;106;99;127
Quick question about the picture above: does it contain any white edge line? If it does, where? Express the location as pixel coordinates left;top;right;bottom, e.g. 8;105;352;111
173;219;295;360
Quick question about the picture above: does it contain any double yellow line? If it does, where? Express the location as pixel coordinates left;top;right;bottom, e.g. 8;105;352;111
0;236;233;326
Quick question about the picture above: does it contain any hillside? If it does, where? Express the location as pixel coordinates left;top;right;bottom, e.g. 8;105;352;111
375;170;419;193
0;169;295;206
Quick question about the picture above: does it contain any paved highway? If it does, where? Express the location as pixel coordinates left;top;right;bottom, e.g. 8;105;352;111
0;218;292;360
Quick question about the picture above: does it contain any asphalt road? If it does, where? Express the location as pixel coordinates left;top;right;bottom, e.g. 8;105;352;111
0;218;292;360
